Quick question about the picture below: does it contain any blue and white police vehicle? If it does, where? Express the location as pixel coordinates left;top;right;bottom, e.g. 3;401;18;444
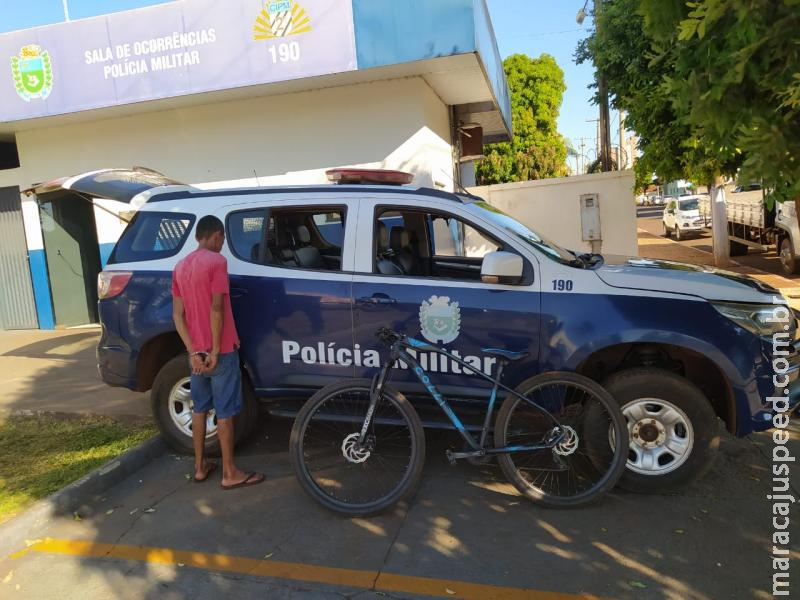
51;167;799;493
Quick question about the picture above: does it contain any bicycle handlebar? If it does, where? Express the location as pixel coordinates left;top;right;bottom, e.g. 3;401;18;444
374;327;403;344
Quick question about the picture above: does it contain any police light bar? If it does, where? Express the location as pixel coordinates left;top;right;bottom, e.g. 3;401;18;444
325;168;413;186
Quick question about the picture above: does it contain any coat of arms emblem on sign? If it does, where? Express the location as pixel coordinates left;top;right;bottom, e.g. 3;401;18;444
419;296;461;344
11;45;53;101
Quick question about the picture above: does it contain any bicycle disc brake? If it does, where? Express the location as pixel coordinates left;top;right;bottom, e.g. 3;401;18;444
341;433;371;464
552;425;579;456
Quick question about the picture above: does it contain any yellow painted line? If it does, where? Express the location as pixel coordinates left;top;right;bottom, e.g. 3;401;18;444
15;538;604;600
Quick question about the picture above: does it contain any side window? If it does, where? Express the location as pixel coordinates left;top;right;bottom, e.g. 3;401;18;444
428;214;500;259
227;206;346;271
109;212;194;264
373;208;502;282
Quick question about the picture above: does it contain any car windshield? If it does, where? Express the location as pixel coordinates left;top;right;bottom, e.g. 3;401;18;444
679;199;699;211
468;201;577;265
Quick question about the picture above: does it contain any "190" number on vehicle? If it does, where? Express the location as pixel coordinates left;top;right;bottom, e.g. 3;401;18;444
552;279;574;291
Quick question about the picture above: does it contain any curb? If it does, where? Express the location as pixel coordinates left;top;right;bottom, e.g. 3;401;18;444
0;435;166;558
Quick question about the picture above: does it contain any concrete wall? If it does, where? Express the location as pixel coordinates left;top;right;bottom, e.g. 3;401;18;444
469;170;637;256
2;76;453;328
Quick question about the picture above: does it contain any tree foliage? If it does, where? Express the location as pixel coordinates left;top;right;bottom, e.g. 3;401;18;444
578;0;800;201
476;53;569;184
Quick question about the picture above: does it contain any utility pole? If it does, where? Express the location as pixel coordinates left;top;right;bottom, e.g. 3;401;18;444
578;0;612;172
618;110;626;170
62;0;70;21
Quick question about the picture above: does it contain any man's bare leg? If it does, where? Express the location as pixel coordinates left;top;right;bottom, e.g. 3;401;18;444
218;416;264;487
192;412;214;480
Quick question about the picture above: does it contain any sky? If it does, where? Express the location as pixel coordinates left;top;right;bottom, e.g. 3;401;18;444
1;1;600;157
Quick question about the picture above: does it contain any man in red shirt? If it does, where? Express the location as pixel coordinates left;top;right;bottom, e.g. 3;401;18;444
172;215;265;489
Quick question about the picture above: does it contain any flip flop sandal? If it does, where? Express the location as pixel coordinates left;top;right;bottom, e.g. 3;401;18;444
193;462;218;483
221;472;266;491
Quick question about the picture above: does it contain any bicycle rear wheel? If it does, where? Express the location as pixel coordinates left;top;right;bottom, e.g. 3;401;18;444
289;378;425;517
495;372;628;508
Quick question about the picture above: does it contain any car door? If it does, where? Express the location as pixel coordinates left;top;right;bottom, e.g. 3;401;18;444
220;197;357;397
350;196;541;402
664;200;675;228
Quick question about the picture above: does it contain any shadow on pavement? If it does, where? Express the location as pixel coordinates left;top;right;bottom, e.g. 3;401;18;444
1;408;798;599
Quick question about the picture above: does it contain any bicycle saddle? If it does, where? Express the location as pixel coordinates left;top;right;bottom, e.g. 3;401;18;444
481;348;529;362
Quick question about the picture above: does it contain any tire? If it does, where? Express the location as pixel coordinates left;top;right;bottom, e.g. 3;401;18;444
494;372;628;508
602;368;719;493
290;378;425;517
663;222;671;237
674;225;683;241
729;240;748;257
779;237;800;275
151;353;259;456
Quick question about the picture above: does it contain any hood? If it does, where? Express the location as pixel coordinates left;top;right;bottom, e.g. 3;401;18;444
595;255;779;304
676;209;700;218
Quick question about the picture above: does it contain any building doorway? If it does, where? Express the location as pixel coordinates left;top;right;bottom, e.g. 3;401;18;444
0;186;39;329
38;194;102;327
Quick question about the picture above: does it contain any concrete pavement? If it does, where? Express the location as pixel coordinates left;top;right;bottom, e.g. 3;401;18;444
1;415;798;599
0;328;148;421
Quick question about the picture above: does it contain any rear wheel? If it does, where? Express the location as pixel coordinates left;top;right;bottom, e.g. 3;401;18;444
151;354;259;455
603;368;719;493
290;379;425;517
494;372;628;508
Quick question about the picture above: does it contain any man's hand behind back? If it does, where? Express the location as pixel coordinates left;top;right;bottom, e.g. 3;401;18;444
203;352;219;373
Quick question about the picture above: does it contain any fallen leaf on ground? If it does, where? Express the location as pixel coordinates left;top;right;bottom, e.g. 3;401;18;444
129;508;138;515
2;570;13;584
73;513;81;521
674;529;685;534
700;508;709;514
264;553;274;559
445;589;456;595
144;508;155;513
184;474;192;480
600;527;608;532
105;509;114;515
690;516;700;521
749;476;760;482
629;580;647;589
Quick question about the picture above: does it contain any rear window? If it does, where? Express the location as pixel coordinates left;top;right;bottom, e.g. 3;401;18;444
109;211;194;264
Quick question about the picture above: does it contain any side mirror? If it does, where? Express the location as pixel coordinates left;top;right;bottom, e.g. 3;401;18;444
481;251;523;285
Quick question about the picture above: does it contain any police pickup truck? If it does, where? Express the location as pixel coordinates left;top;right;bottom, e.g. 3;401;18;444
47;167;799;493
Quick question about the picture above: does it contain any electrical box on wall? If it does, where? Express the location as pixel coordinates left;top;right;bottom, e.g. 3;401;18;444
580;193;601;241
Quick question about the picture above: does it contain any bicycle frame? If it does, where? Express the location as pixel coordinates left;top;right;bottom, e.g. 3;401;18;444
358;335;564;460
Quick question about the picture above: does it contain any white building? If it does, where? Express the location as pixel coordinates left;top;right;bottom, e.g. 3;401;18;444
0;0;511;329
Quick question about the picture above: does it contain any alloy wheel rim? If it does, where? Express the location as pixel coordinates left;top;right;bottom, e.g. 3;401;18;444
168;377;217;439
621;398;693;475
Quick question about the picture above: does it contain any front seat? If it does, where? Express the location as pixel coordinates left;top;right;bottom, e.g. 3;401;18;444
292;225;326;269
390;226;419;275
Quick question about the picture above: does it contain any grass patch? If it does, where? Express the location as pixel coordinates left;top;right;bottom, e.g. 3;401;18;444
0;414;156;523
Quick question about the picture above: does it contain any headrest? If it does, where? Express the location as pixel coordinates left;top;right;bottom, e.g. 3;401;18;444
296;225;311;244
390;226;410;249
377;222;389;248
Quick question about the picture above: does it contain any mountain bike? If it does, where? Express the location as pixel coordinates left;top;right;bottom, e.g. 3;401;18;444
289;328;629;516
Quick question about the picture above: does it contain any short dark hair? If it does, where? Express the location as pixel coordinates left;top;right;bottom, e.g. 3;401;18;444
195;215;224;240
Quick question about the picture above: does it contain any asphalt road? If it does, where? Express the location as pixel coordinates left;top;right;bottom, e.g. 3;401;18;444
636;206;800;282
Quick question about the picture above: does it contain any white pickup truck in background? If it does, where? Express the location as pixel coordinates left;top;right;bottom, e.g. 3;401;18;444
698;189;800;275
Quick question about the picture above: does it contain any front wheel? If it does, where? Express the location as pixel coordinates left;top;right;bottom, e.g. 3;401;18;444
603;368;719;493
779;237;800;275
495;372;628;508
663;221;671;237
290;379;425;517
674;225;683;241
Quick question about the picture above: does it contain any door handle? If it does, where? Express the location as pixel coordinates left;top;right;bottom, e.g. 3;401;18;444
357;294;397;305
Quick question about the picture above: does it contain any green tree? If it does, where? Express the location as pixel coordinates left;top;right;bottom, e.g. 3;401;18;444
476;53;569;184
578;0;800;202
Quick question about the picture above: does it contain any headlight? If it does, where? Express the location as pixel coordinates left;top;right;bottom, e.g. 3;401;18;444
711;302;797;337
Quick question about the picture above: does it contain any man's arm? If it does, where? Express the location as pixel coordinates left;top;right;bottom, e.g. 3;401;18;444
206;293;224;371
173;296;205;375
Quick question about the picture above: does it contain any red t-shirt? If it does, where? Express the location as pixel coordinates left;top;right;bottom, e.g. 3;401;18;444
172;248;240;354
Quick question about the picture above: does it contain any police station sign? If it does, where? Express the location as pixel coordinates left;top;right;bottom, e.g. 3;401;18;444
1;0;356;121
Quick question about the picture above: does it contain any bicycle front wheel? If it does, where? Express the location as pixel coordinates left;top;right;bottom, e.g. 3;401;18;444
289;379;425;517
495;372;628;508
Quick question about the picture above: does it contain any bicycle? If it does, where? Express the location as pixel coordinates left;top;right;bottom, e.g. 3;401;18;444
289;328;629;516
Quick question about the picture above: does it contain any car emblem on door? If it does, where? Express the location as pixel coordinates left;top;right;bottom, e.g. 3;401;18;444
419;295;461;344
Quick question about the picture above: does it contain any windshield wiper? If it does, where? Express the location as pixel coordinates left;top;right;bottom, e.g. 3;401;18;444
570;252;605;269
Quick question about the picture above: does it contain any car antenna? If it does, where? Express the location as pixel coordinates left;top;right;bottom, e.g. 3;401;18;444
253;169;261;187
